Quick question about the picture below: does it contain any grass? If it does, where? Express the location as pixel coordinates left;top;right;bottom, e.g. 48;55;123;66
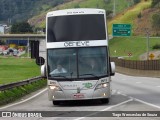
0;57;40;84
0;79;47;106
109;36;160;60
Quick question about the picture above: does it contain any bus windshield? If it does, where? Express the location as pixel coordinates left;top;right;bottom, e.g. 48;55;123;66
48;47;108;80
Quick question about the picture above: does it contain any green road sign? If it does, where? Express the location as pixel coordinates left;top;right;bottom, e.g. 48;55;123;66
112;24;131;36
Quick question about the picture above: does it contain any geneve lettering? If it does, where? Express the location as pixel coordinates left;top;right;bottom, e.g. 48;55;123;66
64;41;89;47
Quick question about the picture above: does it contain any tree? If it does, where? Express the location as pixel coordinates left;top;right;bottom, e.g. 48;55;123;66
137;12;142;19
11;22;33;33
152;13;160;29
151;0;160;7
104;0;111;3
133;0;140;4
74;4;80;8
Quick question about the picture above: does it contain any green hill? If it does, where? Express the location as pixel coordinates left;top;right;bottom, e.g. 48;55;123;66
29;0;135;28
0;0;73;24
108;0;152;35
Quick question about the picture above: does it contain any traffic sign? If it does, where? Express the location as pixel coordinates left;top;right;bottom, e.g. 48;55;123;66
149;53;155;60
128;52;132;57
112;24;131;36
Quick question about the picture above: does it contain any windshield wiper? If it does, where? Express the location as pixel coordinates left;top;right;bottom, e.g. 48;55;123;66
79;74;100;79
51;75;71;80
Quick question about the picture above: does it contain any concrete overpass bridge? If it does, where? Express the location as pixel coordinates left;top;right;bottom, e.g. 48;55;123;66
0;34;46;59
0;34;45;40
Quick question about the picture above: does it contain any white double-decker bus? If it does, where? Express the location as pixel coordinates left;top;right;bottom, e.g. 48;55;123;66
41;8;115;105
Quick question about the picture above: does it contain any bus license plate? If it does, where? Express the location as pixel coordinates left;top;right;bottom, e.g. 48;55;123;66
73;93;84;99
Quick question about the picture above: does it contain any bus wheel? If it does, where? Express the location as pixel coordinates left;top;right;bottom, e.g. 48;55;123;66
101;98;109;104
53;101;60;105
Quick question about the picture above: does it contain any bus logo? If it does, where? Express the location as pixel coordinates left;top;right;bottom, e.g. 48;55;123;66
83;83;93;88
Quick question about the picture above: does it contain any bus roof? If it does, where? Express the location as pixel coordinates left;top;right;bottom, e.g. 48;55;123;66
47;8;105;17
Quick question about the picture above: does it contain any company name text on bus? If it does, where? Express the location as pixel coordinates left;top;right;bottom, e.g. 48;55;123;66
64;41;89;47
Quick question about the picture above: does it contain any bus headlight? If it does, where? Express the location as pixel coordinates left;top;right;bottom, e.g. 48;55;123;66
49;85;62;91
95;83;108;90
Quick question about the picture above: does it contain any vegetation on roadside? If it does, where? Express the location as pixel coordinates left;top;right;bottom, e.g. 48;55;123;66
11;22;33;34
0;79;47;106
152;44;160;49
0;57;45;106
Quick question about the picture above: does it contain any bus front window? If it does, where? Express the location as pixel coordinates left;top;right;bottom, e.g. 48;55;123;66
48;49;77;79
78;47;108;78
47;47;108;80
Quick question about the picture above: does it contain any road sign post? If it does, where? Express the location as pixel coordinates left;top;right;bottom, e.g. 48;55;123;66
112;24;131;36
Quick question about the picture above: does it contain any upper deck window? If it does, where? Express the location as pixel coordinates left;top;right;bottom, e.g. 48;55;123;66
47;14;106;42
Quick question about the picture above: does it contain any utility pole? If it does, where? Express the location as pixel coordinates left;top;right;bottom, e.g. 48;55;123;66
144;28;150;60
113;0;116;17
28;37;30;58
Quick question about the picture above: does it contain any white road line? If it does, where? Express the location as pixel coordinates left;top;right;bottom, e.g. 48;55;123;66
117;91;127;97
117;90;160;110
156;86;160;88
136;82;142;84
134;98;160;109
0;88;47;110
74;98;133;120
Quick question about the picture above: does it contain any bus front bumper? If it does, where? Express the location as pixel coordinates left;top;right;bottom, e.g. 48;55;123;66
48;87;111;101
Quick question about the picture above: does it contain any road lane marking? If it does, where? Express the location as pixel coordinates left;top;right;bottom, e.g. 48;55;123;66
0;88;47;110
74;98;133;120
134;98;160;109
156;86;160;88
117;91;127;97
136;82;142;84
117;90;160;110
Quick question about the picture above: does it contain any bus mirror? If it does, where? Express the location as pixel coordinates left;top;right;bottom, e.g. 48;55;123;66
110;62;115;76
41;65;46;77
36;57;45;66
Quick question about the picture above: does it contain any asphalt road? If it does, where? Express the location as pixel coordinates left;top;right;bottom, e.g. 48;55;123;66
0;73;160;120
112;73;160;107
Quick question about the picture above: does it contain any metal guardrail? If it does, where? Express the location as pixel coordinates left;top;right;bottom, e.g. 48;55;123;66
111;57;160;70
0;76;45;91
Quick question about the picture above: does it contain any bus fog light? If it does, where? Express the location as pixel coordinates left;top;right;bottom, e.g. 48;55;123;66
53;96;55;99
103;93;106;96
102;83;107;88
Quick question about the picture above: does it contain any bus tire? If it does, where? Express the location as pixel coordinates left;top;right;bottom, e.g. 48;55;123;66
101;98;109;104
53;101;60;105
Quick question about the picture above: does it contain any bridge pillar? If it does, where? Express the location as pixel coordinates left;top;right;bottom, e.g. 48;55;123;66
31;40;39;59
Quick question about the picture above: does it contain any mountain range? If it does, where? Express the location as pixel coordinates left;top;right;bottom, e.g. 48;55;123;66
0;0;72;24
